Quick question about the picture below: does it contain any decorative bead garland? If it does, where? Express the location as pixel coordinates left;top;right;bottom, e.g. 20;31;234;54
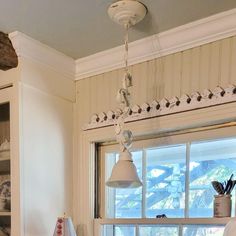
56;218;63;235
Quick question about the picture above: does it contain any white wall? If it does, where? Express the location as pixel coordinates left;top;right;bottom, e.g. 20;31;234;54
19;56;74;236
20;58;75;102
0;51;74;235
21;83;73;236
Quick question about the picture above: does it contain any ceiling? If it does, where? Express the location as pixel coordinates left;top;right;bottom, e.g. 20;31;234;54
1;0;236;59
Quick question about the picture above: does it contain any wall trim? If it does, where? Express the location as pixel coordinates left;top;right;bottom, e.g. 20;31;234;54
76;8;236;80
84;85;236;130
9;31;75;80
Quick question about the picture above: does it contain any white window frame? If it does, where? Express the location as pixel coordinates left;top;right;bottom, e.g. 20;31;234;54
94;218;229;236
100;127;236;220
77;102;236;236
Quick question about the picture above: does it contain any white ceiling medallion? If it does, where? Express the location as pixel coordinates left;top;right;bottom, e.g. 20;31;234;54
108;0;147;26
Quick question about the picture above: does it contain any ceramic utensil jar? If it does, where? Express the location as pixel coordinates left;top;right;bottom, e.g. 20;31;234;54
214;194;231;217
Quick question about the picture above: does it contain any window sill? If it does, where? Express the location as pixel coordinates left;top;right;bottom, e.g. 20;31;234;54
95;217;234;225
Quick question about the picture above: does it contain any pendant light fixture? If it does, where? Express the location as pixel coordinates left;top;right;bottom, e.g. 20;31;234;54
106;0;147;188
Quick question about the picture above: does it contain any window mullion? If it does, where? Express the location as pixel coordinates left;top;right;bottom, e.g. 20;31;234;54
135;224;139;236
185;143;191;218
142;150;147;218
105;153;116;218
178;224;183;236
234;189;236;216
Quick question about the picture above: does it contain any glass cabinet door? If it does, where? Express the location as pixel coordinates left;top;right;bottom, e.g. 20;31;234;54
0;102;11;235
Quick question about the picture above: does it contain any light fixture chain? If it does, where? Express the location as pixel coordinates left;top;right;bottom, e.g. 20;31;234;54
124;24;129;73
115;23;133;152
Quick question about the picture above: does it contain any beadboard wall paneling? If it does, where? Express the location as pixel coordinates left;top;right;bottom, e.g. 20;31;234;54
181;49;192;95
230;37;236;84
76;36;236;126
146;59;156;102
220;37;231;87
209;41;220;89
190;47;200;92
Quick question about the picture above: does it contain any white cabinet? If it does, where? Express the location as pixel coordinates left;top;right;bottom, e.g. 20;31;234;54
0;32;75;235
0;86;21;236
0;70;74;236
0;102;11;235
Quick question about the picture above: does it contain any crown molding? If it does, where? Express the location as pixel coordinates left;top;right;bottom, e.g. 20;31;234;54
9;31;75;80
75;8;236;80
8;8;236;81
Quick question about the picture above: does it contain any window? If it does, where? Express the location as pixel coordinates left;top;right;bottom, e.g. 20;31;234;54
102;138;236;219
182;225;225;236
97;127;236;236
102;224;225;236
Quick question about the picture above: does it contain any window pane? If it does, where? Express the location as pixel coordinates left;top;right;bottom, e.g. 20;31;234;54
115;225;136;236
106;151;143;218
102;225;136;236
139;225;178;236
146;145;186;218
183;225;225;236
102;225;113;236
189;138;236;217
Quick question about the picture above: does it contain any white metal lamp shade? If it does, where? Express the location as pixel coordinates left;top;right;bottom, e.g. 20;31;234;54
53;217;76;236
223;219;236;236
106;149;142;188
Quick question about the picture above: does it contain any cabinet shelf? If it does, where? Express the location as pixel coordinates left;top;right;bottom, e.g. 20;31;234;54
0;150;10;161
0;160;10;175
0;157;10;162
0;212;10;216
